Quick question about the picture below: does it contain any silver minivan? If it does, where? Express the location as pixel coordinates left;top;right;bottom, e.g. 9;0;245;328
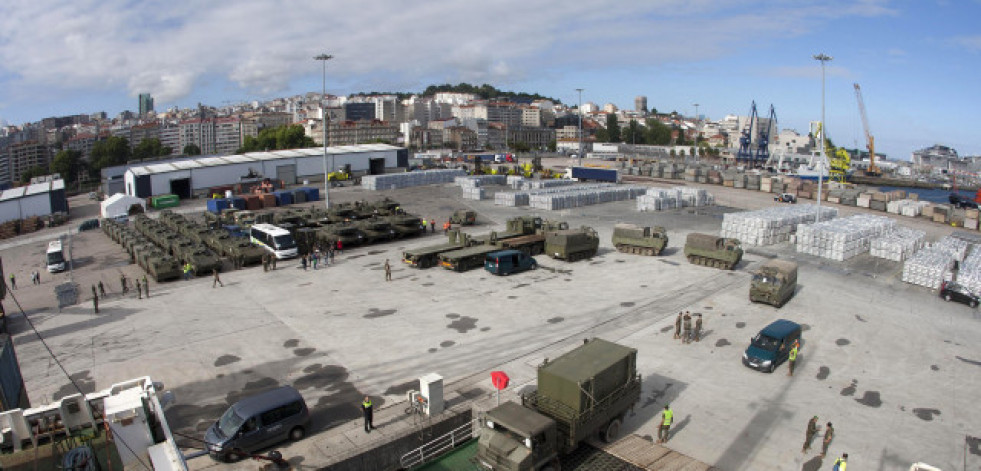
205;386;310;461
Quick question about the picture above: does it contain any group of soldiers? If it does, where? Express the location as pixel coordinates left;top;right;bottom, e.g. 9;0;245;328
804;415;844;466
92;274;149;313
673;311;703;343
262;253;278;272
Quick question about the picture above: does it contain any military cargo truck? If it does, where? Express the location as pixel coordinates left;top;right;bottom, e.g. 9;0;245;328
449;209;477;226
402;231;466;268
545;226;599;262
612;223;668;256
750;259;798;307
476;338;641;471
683;233;743;269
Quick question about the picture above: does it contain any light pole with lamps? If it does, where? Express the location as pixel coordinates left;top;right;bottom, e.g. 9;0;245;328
813;53;832;222
693;103;699;162
576;88;584;167
314;53;333;209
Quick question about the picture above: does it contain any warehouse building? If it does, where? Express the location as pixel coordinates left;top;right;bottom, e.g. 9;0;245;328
122;144;408;199
0;179;68;224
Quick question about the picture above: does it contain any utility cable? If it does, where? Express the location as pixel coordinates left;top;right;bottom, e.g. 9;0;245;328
3;282;151;471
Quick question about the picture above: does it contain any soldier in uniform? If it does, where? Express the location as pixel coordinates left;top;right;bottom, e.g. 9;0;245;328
271;254;276;270
143;275;150;298
98;281;106;297
694;314;703;342
262;254;269;272
213;268;224;288
803;416;819;453
135;279;142;299
682;312;692;344
674;312;682;339
120;274;128;294
93;293;99;313
91;285;98;300
821;422;834;457
384;259;392;281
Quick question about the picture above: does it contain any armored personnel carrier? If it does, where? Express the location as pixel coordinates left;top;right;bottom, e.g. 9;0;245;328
180;247;223;276
612;223;668;256
140;249;182;282
448;209;477;226
545;226;600;261
750;259;798;307
684;232;743;269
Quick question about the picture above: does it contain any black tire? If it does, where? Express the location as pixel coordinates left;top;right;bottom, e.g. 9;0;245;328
971;300;978;308
768;363;775;374
602;418;622;444
289;426;305;441
944;294;952;302
225;450;244;462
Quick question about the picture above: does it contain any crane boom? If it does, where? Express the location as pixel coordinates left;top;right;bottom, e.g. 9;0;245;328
853;83;880;176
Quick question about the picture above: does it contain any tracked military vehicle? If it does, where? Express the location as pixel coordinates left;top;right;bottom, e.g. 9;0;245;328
449;209;477;226
545;226;599;262
750;259;798;307
356;218;397;244
321;223;365;247
684;232;742;269
612;223;668;256
385;214;426;238
180;247;223;276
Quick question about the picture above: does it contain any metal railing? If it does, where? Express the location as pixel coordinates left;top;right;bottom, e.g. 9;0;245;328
399;419;475;469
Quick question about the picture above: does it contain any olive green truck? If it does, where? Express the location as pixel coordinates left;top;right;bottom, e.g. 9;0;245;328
750;259;798;307
683;232;743;270
476;338;641;471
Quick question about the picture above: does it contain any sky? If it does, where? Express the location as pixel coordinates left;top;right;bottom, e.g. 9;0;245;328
0;0;979;160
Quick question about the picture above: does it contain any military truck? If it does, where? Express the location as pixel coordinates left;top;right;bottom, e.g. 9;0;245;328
683;232;743;270
476;338;641;471
179;248;223;276
545;226;599;262
403;231;466;268
449;209;477;226
750;259;798;307
612;223;668;256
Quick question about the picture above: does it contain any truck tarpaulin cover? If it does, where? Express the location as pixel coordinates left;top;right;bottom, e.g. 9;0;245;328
491;371;510;390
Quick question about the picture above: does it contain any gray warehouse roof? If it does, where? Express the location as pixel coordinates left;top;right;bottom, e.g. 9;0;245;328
126;144;401;176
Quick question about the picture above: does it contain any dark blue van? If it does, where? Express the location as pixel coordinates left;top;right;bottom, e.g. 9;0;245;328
742;319;802;373
485;249;537;276
205;386;310;461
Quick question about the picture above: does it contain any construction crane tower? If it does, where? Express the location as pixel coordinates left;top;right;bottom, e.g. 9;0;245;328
853;83;881;176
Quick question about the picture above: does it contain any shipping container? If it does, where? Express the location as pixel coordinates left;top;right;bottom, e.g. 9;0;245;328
301;187;320;202
230;197;247;210
292;189;307;204
0;334;30;411
569;167;620;183
260;194;277;208
206;198;231;214
244;196;262;211
273;191;294;206
150;194;180;209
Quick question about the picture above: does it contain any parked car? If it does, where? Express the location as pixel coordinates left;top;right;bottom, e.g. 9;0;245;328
940;281;979;308
742;319;802;373
205;386;311;462
484;249;537;276
774;193;797;203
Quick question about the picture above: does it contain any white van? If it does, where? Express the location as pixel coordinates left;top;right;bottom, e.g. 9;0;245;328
46;240;67;273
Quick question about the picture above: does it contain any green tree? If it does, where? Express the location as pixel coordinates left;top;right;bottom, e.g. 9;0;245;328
513;142;531;152
605;114;621;143
51;149;82;183
623;120;642;144
237;124;315;153
645;119;673;145
133;138;171;160
90;136;131;171
594;127;609;143
547;140;557;152
183;143;201;155
19;165;49;184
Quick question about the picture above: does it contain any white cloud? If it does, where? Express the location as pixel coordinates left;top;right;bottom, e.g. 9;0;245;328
767;65;852;79
950;35;981;52
0;0;898;106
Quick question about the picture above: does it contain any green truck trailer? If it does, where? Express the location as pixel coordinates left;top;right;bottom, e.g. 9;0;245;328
475;338;641;471
683;232;743;270
750;259;798;307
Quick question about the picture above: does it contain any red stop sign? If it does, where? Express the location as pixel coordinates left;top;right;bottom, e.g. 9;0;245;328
491;371;509;390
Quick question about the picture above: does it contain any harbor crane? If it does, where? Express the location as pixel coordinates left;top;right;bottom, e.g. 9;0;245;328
853;83;881;176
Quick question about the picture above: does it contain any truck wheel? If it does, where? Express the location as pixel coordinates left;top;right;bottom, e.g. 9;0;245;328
602;418;622;443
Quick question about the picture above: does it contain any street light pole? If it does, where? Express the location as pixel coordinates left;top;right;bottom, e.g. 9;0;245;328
693;103;699;162
813;53;832;222
576;88;584;167
315;53;333;210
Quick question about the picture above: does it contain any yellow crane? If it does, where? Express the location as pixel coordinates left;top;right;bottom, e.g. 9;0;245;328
853;83;881;176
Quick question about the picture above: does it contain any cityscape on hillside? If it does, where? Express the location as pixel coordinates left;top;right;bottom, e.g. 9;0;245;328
0;86;977;189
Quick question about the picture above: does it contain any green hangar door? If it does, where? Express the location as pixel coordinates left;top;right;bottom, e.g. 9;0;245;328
369;158;385;175
169;178;191;199
277;164;297;185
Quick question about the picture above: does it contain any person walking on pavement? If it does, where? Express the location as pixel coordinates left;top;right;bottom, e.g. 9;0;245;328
361;396;374;432
694;314;703;342
788;340;799;376
120;274;127;294
384;259;392;281
674;312;682;339
91;285;98;300
312;250;320;270
820;422;834;457
832;453;847;470
8;274;15;290
329;246;335;265
98;281;105;297
422;218;428;234
271;253;276;270
142;275;149;298
93;292;99;313
213;268;224;288
682;312;692;344
657;405;673;443
802;416;819;453
430;219;436;233
135;279;142;299
263;254;269;272
301;254;308;271
336;239;343;255
443;221;451;234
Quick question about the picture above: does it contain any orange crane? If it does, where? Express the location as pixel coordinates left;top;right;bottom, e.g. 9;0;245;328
853;83;880;176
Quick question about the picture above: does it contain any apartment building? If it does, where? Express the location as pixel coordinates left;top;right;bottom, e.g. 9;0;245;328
214;117;243;155
444;126;478;151
129;123;161;149
159;125;180;155
7;141;50;183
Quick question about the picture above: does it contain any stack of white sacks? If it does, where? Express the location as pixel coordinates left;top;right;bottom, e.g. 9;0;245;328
636;187;715;212
954;246;981;294
934;236;970;260
902;247;956;289
528;185;647;210
796;214;896;261
361;169;466;190
720;205;838;247
869;227;927;262
455;175;507;200
495;183;626;207
886;199;931;217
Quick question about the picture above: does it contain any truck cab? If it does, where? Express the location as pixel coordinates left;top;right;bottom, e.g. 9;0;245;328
485;250;537;276
478;402;558;471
